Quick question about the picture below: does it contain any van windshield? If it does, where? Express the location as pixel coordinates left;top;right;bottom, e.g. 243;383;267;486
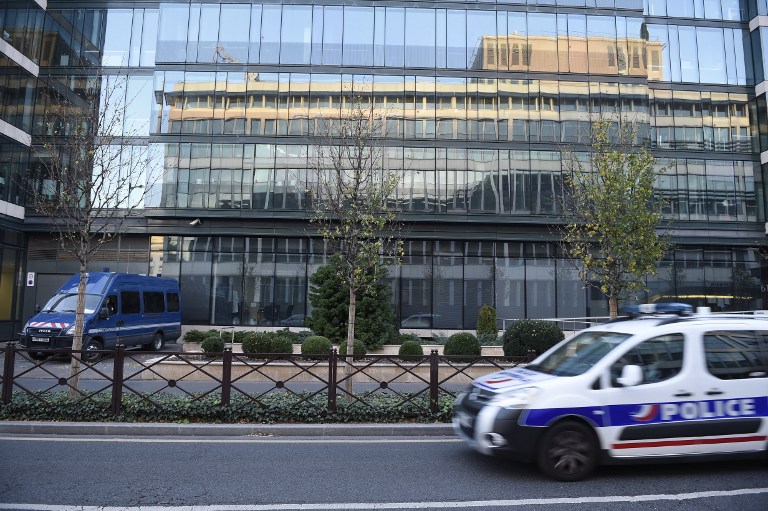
526;331;631;377
42;293;103;314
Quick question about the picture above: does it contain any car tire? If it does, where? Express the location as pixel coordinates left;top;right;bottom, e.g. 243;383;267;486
81;339;103;363
143;332;164;351
536;420;598;482
29;351;49;361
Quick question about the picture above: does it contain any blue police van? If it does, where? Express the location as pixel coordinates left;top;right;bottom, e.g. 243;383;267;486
20;272;181;361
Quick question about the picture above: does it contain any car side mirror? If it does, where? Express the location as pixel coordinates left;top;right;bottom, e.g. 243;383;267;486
99;307;110;320
617;364;643;387
34;304;41;313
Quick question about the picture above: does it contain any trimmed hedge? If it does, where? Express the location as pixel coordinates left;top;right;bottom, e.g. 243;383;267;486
184;329;219;343
502;319;565;357
0;392;455;424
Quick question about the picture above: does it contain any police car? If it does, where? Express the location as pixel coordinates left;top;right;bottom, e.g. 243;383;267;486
453;304;768;481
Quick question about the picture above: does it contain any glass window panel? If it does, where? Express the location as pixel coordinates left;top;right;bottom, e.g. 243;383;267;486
219;4;250;63
529;13;558;72
280;5;312;65
374;7;385;67
678;26;699;82
102;10;132;66
667;0;695;17
405;9;435;68
260;5;281;64
140;9;158;66
696;27;725;83
343;7;374;66
446;10;466;69
323;6;343;65
467;10;497;70
157;4;188;62
248;5;262;64
197;4;220;64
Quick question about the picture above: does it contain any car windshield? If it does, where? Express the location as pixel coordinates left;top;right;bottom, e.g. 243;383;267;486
42;293;102;314
527;330;632;377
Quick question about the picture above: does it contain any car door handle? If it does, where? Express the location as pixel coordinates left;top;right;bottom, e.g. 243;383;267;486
674;391;692;397
706;390;724;396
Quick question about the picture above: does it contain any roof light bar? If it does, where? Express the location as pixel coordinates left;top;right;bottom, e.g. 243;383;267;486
623;303;693;316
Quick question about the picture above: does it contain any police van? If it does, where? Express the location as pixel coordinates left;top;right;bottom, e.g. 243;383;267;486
20;272;182;361
453;304;768;481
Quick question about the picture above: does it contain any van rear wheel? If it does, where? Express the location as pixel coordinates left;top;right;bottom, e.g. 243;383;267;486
536;420;598;482
144;332;164;351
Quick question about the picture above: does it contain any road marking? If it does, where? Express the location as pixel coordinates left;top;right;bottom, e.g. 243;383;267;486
0;488;766;510
0;435;460;444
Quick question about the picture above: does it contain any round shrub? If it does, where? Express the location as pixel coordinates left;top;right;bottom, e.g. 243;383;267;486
301;335;332;356
502;319;565;357
338;340;367;359
443;332;481;357
241;332;272;355
201;335;224;354
398;340;424;358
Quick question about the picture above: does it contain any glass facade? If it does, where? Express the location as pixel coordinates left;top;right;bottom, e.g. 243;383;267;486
1;1;767;331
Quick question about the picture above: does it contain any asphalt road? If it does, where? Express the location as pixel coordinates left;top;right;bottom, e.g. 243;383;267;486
0;433;766;511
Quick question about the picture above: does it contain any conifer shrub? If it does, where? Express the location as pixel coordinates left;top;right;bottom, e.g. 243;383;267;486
301;335;332;356
502;319;564;357
476;305;498;337
398;340;424;358
338;340;367;360
443;332;481;358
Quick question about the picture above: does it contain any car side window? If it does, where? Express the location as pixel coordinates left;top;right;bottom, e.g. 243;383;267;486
120;291;141;315
704;330;768;380
611;334;685;387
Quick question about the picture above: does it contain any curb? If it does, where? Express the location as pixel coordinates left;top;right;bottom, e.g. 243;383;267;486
0;421;456;437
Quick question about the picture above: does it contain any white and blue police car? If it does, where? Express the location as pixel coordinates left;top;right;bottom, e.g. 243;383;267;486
453;304;768;481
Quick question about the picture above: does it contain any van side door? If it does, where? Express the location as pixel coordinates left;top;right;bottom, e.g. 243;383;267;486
119;288;142;347
696;329;768;454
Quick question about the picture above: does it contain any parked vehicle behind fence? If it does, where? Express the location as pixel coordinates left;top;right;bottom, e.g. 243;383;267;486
19;272;182;361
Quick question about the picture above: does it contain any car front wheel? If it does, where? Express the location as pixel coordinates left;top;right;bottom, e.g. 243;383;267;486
81;339;104;363
536;420;598;481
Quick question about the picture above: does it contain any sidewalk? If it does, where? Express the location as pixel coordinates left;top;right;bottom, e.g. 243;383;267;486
0;421;455;437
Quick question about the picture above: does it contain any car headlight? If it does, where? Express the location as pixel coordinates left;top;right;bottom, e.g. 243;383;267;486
490;387;540;409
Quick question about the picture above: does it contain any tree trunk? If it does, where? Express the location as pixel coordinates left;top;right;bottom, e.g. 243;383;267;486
608;296;619;320
344;287;356;398
68;264;87;396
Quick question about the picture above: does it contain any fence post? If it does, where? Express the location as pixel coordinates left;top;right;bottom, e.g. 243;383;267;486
110;344;125;416
328;349;337;412
429;349;439;414
2;342;16;405
221;347;232;406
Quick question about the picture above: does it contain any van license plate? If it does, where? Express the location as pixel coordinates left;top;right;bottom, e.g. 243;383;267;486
31;337;49;343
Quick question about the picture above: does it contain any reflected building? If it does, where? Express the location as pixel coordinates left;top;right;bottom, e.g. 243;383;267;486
1;0;768;336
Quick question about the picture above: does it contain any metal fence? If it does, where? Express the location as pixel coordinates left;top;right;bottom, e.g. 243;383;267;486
0;343;530;417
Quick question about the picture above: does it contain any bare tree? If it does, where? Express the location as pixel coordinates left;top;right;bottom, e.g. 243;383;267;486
25;71;160;394
308;87;403;395
559;118;669;319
